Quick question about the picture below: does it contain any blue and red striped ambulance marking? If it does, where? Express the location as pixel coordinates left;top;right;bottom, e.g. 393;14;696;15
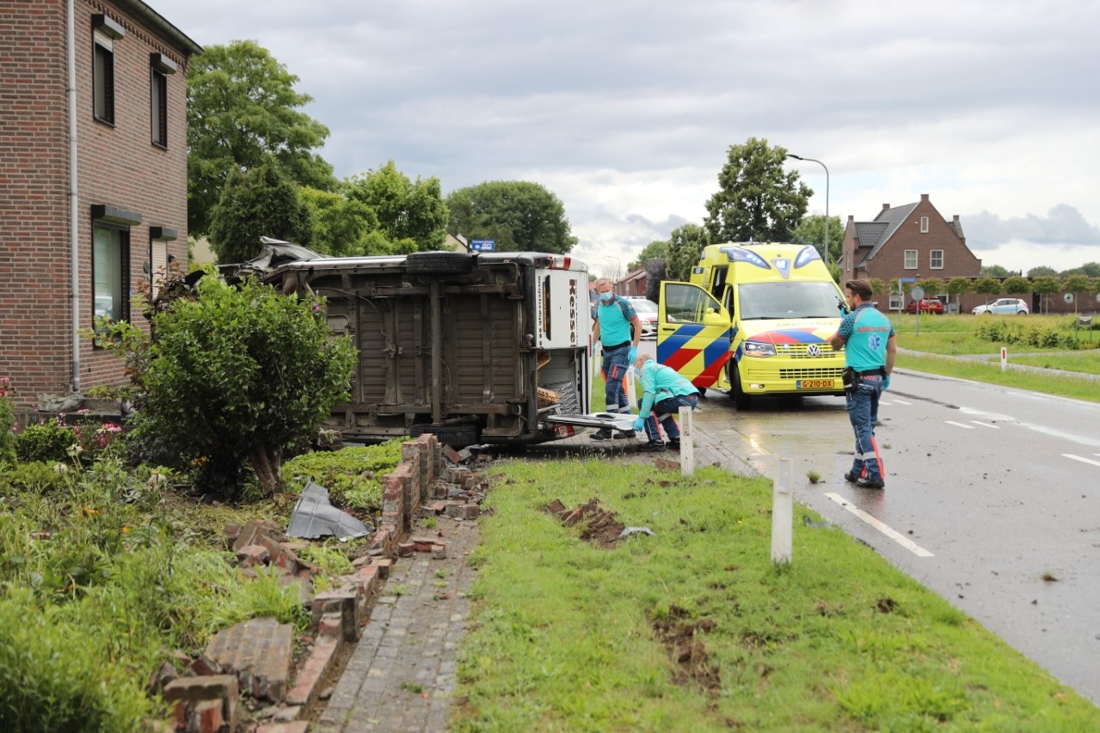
756;327;829;345
657;324;733;388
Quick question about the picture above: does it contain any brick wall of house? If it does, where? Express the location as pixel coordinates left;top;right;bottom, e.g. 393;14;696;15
0;2;73;406
0;0;192;408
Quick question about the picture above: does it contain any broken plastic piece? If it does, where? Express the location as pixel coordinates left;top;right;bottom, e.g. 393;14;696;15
287;480;372;540
618;526;656;539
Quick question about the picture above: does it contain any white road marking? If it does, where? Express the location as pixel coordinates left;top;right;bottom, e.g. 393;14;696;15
1063;454;1100;468
945;420;976;429
891;399;912;405
825;493;934;557
969;421;999;429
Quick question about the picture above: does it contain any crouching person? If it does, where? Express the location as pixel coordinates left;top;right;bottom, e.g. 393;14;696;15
632;356;700;452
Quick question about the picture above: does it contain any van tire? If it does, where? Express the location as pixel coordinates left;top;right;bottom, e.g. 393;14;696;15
406;252;475;276
409;423;480;448
729;363;751;410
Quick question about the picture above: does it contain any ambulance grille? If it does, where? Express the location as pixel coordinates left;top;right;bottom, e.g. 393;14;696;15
777;344;841;358
778;367;846;380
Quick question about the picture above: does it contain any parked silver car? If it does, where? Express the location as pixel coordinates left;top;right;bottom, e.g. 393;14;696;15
972;298;1029;315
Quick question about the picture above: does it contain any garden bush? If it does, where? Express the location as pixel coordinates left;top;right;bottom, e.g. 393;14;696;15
974;319;1080;350
14;420;76;463
282;440;405;515
0;377;15;465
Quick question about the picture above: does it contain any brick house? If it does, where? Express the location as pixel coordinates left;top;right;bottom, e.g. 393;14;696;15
0;1;200;409
840;194;981;311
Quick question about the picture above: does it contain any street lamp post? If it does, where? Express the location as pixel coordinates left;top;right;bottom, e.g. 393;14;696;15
787;154;830;268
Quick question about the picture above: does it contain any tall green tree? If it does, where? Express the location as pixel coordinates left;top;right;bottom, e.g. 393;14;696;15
628;240;669;271
704;138;811;244
1002;276;1031;296
300;187;377;257
980;264;1012;278
666;224;710;281
208;163;313;264
187;40;335;236
446;181;577;254
1027;266;1058;278
345;162;449;252
1064;274;1094;313
973;277;1003;296
792;214;843;264
1031;276;1062;314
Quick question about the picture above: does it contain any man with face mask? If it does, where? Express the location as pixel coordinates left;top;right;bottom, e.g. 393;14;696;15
590;278;642;440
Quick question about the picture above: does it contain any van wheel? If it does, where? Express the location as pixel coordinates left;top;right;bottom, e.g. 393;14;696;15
406;252;475;276
729;363;751;410
409;423;480;448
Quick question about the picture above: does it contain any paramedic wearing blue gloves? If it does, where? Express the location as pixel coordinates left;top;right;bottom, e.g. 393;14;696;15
590;278;642;440
632;356;700;452
828;279;896;489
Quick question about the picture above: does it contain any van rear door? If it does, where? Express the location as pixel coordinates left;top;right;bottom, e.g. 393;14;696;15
656;281;732;390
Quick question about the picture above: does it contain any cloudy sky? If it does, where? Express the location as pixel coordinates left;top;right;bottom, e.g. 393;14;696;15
153;0;1100;278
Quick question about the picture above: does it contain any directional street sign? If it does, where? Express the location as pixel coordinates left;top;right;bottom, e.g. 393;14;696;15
470;239;495;252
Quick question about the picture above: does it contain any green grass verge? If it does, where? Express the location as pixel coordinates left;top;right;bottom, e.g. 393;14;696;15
452;460;1100;731
894;353;1100;404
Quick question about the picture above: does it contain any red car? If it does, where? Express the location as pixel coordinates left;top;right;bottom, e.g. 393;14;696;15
906;298;945;314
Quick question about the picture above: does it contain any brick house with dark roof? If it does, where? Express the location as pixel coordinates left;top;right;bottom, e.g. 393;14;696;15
0;1;200;409
841;194;981;310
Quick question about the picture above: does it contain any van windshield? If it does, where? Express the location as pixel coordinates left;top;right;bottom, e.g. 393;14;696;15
738;281;842;320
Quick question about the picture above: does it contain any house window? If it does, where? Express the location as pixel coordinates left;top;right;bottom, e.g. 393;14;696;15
150;54;177;148
93;224;130;324
904;250;918;269
889;294;903;310
92;17;123;125
920;216;929;233
151;69;168;146
930;250;944;269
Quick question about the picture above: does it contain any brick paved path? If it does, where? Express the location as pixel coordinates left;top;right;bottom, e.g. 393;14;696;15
312;396;762;732
313;516;479;733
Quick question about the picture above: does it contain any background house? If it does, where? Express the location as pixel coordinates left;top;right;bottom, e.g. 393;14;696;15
841;194;981;311
0;1;200;409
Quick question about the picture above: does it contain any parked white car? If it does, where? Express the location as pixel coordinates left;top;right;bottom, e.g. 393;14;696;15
972;298;1029;315
621;296;660;339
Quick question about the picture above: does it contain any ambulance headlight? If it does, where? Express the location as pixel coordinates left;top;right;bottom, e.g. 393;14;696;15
742;341;776;357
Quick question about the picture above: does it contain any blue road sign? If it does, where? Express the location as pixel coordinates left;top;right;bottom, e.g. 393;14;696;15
470;239;495;252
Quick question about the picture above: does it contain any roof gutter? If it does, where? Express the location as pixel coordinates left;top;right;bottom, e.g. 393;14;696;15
116;0;203;55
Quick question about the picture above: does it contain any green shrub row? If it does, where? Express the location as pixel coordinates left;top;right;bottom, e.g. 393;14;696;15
974;319;1084;349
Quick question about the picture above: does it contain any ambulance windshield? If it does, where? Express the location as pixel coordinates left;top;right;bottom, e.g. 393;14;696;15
738;281;841;320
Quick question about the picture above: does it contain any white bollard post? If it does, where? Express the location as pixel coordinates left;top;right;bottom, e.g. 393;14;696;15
679;406;694;476
626;366;637;412
1000;346;1007;372
771;458;793;565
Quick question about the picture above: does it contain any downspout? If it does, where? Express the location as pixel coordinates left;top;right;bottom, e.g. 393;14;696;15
67;0;80;391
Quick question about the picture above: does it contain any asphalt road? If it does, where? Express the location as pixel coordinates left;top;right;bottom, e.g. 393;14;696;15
687;368;1100;706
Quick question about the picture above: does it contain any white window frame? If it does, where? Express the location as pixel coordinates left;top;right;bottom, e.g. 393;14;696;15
920;216;929;233
930;250;944;269
904;250;918;269
888;294;903;311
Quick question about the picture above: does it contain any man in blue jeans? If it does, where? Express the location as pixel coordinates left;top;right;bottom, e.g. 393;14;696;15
632;356;700;452
590;278;642;440
828;279;896;489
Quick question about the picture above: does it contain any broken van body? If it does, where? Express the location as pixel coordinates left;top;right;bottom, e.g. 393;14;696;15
249;243;609;447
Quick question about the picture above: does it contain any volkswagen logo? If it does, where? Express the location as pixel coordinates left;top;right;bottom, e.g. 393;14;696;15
807;344;820;358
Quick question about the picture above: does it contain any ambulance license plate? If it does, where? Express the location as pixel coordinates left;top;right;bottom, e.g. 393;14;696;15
797;379;834;389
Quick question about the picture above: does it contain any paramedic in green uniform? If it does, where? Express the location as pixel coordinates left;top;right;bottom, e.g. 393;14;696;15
827;279;896;489
632;356;700;452
590;278;641;440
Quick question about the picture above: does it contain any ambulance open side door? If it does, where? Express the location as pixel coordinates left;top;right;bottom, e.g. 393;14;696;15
656;281;733;390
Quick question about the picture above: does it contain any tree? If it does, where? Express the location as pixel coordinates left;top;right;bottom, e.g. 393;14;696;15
946;277;972;307
187;41;335;236
345;162;449;252
446;181;577;254
1002;276;1031;296
980;264;1012;278
1027;266;1058;278
111;275;356;496
973;277;1003;296
704;138;811;244
1030;276;1062;314
666;224;710;281
869;278;886;296
208;163;313;264
628;240;669;271
917;277;946;296
792;214;843;264
1064;274;1094;313
300;187;378;257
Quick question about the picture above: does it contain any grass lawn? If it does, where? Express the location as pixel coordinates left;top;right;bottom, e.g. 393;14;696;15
452;461;1100;731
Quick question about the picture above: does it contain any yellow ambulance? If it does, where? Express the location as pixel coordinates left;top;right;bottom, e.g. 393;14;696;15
656;242;848;408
